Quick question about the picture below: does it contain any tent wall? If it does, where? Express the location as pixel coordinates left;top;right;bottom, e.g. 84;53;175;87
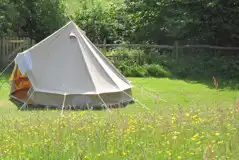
30;89;133;108
9;21;133;109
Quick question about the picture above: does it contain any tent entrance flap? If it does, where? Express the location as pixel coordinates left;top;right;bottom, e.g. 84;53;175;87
9;64;32;103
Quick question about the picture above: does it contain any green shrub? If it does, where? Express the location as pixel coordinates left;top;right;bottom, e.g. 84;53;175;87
118;62;134;77
146;64;172;78
106;48;146;65
132;66;148;77
116;64;172;78
103;48;239;80
108;47;144;56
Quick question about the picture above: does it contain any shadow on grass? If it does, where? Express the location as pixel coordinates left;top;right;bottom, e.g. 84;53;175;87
10;97;134;112
143;52;239;90
0;73;11;81
178;76;239;90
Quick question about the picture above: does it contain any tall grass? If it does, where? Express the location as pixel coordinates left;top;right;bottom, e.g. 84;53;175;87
0;76;238;159
0;107;239;159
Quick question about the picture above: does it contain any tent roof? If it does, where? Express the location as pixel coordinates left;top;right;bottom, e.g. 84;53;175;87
15;21;132;95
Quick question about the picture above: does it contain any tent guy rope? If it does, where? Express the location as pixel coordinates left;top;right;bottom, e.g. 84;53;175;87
139;86;167;102
122;90;150;110
61;93;67;116
0;81;9;88
19;88;35;110
98;94;112;113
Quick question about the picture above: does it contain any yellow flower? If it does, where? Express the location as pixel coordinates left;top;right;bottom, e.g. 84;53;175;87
174;131;180;135
193;133;199;137
191;133;199;141
172;136;177;140
166;151;171;156
185;113;190;117
215;132;220;136
191;137;196;141
196;141;201;145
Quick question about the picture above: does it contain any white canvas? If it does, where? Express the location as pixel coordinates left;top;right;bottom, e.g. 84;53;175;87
13;21;133;107
15;51;32;74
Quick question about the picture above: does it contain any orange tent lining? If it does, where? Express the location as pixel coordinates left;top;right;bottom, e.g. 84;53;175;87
10;64;32;102
10;65;31;92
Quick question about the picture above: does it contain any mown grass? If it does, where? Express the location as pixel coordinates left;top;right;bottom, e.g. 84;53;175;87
0;75;239;159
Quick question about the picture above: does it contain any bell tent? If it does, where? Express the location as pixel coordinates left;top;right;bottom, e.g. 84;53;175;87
8;21;133;109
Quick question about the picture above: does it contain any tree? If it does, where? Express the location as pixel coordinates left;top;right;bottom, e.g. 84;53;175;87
124;0;239;46
1;0;68;42
74;1;130;44
0;0;17;37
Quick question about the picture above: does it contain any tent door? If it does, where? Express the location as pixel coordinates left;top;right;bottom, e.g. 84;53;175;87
10;65;32;103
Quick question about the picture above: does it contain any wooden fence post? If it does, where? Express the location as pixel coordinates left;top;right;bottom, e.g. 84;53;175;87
0;37;37;69
102;38;107;55
31;39;35;47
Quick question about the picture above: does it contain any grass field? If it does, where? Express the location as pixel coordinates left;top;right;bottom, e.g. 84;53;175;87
0;75;239;159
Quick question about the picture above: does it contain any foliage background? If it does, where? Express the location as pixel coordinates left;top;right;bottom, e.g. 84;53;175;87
0;0;239;80
0;1;239;159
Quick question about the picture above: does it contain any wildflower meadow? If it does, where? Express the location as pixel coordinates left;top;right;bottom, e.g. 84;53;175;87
0;77;239;159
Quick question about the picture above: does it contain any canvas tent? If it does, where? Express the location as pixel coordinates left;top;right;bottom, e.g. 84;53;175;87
9;21;133;109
